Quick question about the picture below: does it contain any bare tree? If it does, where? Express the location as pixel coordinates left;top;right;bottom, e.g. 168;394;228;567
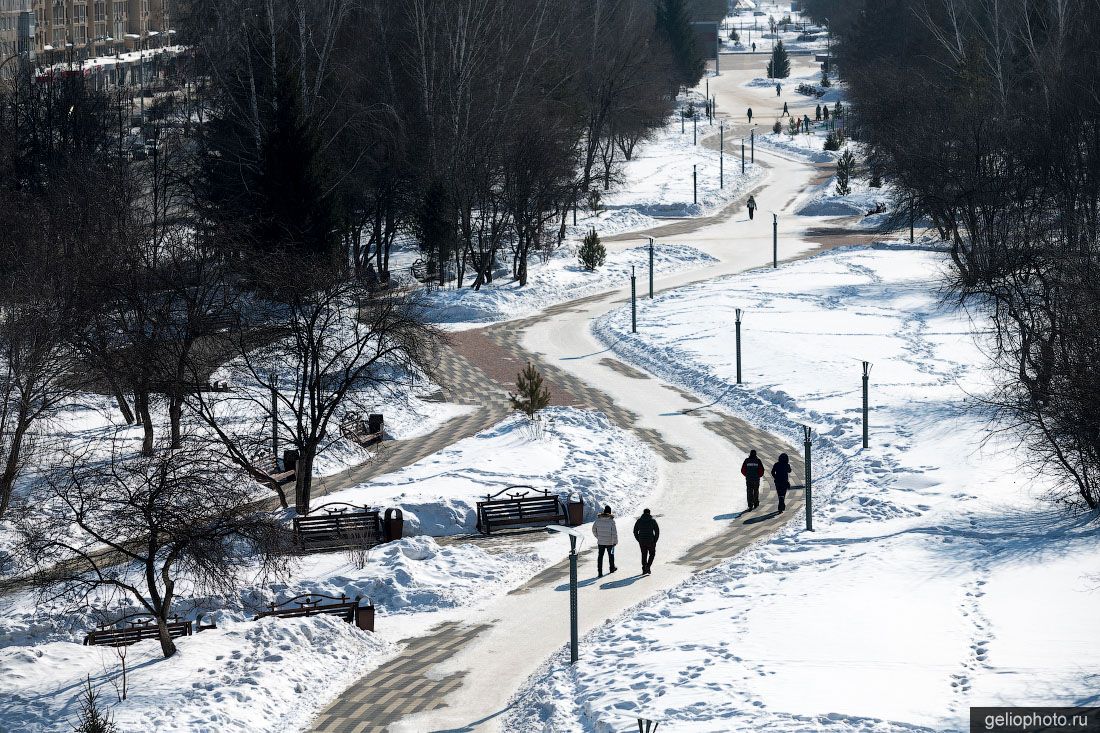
19;441;287;658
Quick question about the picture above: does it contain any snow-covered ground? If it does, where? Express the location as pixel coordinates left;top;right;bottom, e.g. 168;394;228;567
0;406;660;732
420;93;764;330
506;244;1100;731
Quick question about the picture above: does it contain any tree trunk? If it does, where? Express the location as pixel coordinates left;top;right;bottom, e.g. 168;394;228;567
156;617;177;658
0;415;28;518
168;394;182;449
107;374;135;424
293;444;316;515
137;391;154;457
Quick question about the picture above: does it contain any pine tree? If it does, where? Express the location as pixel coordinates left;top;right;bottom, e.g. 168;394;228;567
824;130;840;151
72;678;117;733
834;101;843;118
577;229;606;270
766;40;791;79
821;68;831;87
835;148;855;196
773;119;783;135
510;362;551;418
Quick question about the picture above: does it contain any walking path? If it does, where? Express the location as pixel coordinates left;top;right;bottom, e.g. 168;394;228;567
309;55;859;733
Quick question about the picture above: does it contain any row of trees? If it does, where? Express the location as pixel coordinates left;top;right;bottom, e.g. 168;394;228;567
820;0;1100;511
0;0;710;656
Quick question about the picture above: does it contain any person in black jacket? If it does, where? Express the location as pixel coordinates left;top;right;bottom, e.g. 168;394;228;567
771;453;792;512
741;449;765;510
633;509;660;575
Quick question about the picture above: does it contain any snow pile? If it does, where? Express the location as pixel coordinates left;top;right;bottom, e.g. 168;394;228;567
322;406;658;535
508;245;1100;731
0;614;394;733
798;177;890;225
426;244;716;328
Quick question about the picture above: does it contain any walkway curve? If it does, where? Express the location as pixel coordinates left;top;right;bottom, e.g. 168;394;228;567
310;55;858;733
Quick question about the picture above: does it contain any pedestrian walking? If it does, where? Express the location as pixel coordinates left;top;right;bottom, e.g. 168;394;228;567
771;453;792;512
633;509;660;575
752;42;757;53
782;101;789;117
741;449;765;510
746;194;757;221
592;504;618;577
776;82;782;96
747;107;753;124
803;114;812;131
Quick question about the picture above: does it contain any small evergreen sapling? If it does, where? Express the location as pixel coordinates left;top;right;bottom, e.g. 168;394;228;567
72;677;117;733
577;229;606;271
510;362;551;437
821;68;831;87
824;130;840;151
835;148;855;196
772;119;782;135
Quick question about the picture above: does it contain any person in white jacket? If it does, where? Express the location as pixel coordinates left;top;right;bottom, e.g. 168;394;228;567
592;505;619;577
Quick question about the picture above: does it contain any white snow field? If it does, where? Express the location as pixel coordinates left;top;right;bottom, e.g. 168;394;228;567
0;406;658;732
506;244;1100;731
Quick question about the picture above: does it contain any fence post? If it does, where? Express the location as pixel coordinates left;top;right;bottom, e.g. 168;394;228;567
803;425;813;531
735;308;743;384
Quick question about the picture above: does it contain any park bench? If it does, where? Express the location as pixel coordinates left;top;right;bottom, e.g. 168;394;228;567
475;485;567;535
83;613;193;647
340;411;384;447
410;258;430;283
254;593;375;632
293;502;384;552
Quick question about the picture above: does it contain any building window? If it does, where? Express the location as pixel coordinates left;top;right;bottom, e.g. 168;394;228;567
94;2;105;22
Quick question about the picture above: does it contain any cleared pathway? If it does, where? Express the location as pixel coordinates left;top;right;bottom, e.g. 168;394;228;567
311;55;861;733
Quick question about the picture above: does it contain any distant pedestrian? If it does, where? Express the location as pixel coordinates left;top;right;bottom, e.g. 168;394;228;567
803;114;812;131
747;107;753;124
592;505;618;577
771;453;792;512
746;194;757;221
741;449;765;510
782;101;789;117
776;82;782;96
752;42;757;53
633;509;660;575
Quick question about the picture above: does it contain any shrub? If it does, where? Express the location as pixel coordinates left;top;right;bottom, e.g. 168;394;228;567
835;148;855;196
72;678;117;733
824;130;840;151
772;119;783;135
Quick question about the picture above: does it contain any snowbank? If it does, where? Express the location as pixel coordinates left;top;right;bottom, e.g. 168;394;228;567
507;245;1100;731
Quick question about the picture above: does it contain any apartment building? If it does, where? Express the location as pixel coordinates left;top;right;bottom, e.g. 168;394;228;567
1;0;171;63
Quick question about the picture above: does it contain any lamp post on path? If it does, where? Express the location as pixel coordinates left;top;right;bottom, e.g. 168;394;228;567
751;127;755;163
648;237;654;298
741;138;745;175
631;266;637;333
772;213;778;268
719;124;725;189
693;165;697;205
803;425;813;531
735;308;743;384
546;526;583;664
862;361;872;448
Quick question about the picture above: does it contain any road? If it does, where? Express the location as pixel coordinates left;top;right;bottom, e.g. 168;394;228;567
310;55;858;733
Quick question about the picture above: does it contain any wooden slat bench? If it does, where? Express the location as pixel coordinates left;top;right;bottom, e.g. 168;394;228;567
293;502;384;552
340;411;384;447
254;593;375;632
475;485;567;535
83;613;193;647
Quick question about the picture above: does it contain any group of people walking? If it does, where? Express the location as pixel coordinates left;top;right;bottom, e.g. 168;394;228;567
741;449;791;512
589;449;790;578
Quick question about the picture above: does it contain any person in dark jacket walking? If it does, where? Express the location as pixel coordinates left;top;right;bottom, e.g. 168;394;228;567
741;449;765;510
592;505;618;576
746;194;757;221
782;101;789;117
747;107;753;124
776;82;782;96
771;453;792;512
633;509;660;575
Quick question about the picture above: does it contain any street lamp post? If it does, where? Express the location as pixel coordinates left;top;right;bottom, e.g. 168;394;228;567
648;237;654;299
862;361;871;448
631;266;637;333
772;213;778;268
735;308;743;384
719;123;724;189
546;526;582;664
803;425;813;531
693;164;697;205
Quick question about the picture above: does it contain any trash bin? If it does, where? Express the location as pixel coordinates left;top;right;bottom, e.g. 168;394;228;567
383;508;404;542
566;495;584;526
368;413;384;436
354;601;375;632
282;449;299;473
